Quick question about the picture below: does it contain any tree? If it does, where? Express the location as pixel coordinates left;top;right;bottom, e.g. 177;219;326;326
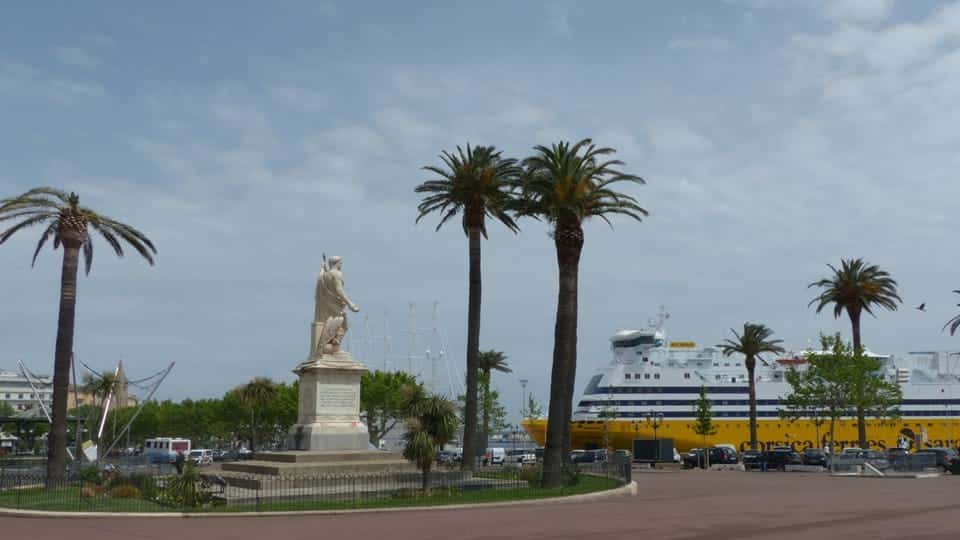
524;393;543;419
781;334;901;451
516;139;646;488
477;350;511;439
0;188;156;482
692;385;717;450
943;290;960;336
82;372;119;410
238;377;278;452
718;323;784;450
415;145;521;472
808;258;901;447
360;370;424;447
402;394;459;491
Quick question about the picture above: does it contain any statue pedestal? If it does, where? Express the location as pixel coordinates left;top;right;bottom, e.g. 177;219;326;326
286;351;369;451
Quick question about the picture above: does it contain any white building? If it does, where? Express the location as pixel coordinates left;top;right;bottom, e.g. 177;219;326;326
0;369;52;412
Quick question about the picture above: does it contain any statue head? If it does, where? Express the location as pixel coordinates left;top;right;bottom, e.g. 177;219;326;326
328;256;343;269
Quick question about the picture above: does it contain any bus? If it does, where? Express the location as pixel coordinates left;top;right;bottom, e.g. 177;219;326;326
144;437;191;464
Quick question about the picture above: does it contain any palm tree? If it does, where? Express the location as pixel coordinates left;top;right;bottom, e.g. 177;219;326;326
718;324;784;451
402;394;459;491
82;372;119;410
516;139;646;488
477;350;512;437
415;145;521;471
239;377;278;453
943;290;960;336
808;257;901;448
0;188;156;482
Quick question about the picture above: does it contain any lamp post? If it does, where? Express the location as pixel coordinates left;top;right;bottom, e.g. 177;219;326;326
519;379;529;420
645;411;664;462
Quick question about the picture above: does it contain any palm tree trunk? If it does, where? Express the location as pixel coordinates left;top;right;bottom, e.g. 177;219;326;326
542;224;583;488
250;409;257;453
461;225;482;472
46;234;82;484
847;307;868;448
481;370;491;437
747;357;758;451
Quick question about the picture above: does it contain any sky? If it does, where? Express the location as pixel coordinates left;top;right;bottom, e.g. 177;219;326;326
2;0;960;424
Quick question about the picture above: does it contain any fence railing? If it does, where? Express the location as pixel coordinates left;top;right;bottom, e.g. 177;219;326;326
829;452;939;475
0;461;629;513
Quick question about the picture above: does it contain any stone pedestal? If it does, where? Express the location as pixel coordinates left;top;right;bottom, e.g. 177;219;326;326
286;351;369;451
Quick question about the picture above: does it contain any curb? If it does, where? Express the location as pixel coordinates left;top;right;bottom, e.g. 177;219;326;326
0;481;636;519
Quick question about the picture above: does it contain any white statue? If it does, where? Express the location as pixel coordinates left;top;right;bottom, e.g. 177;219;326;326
312;255;359;356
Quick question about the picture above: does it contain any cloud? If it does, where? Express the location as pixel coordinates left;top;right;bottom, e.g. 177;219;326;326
545;1;573;36
51;46;103;70
668;37;731;51
0;58;105;103
269;85;328;111
820;0;896;23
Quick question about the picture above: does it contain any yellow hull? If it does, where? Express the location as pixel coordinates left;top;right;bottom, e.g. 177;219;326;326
521;417;960;453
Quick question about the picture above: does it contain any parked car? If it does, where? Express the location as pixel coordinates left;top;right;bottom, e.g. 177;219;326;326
683;447;737;469
574;449;608;464
613;449;632;462
885;448;909;462
802;448;828;467
742;449;764;470
915;447;960;473
507;449;536;465
761;448;803;471
436;450;456;465
483;447;506;466
188;449;213;466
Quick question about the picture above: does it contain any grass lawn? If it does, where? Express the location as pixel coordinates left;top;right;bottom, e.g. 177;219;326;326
0;475;621;513
0;487;167;512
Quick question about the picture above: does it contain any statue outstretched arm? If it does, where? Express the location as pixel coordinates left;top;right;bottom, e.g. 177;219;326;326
334;274;359;312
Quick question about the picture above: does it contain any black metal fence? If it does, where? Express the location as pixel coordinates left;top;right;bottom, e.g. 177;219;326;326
0;461;630;513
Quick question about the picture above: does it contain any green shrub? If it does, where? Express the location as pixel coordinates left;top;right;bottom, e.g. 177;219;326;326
108;484;142;499
156;464;213;509
77;464;102;486
518;466;541;488
108;474;157;499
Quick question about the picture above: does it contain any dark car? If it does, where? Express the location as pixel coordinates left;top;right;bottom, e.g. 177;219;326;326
742;450;763;470
863;450;891;471
802;448;828;467
761;448;803;471
915;448;960;473
575;449;608;464
885;448;909;461
683;447;738;469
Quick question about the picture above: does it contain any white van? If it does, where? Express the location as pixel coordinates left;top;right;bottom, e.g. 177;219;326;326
485;447;506;466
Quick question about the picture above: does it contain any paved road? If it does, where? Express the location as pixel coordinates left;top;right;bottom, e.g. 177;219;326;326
4;471;960;540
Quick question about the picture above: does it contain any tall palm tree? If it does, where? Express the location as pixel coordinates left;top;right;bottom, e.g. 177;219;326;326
943;290;960;336
415;145;521;471
516;139;646;488
0;188;156;482
718;323;784;451
477;350;512;436
239;377;278;453
808;257;901;448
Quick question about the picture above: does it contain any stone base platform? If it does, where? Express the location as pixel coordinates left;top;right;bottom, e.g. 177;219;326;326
220;450;414;478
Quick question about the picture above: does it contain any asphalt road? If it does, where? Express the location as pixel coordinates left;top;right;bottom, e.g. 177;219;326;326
4;470;960;540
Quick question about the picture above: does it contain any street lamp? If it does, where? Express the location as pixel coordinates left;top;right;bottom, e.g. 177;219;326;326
645;411;664;462
519;379;529;420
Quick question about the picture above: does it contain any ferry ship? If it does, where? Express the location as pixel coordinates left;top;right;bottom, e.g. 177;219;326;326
522;311;960;453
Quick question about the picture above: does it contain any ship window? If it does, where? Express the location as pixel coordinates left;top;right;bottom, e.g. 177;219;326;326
713;363;719;367
644;374;651;380
731;377;736;383
643;357;649;362
715;375;722;381
624;373;631;380
654;373;661;379
684;373;690;379
724;363;730;367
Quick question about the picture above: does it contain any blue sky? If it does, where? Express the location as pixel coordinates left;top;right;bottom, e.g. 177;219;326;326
3;0;960;422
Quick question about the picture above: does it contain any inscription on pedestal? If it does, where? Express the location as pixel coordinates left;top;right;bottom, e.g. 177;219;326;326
317;385;358;409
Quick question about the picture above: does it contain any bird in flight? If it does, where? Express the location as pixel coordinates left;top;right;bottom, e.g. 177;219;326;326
916;303;926;312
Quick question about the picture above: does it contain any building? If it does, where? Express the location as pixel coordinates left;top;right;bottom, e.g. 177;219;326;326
0;369;52;412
